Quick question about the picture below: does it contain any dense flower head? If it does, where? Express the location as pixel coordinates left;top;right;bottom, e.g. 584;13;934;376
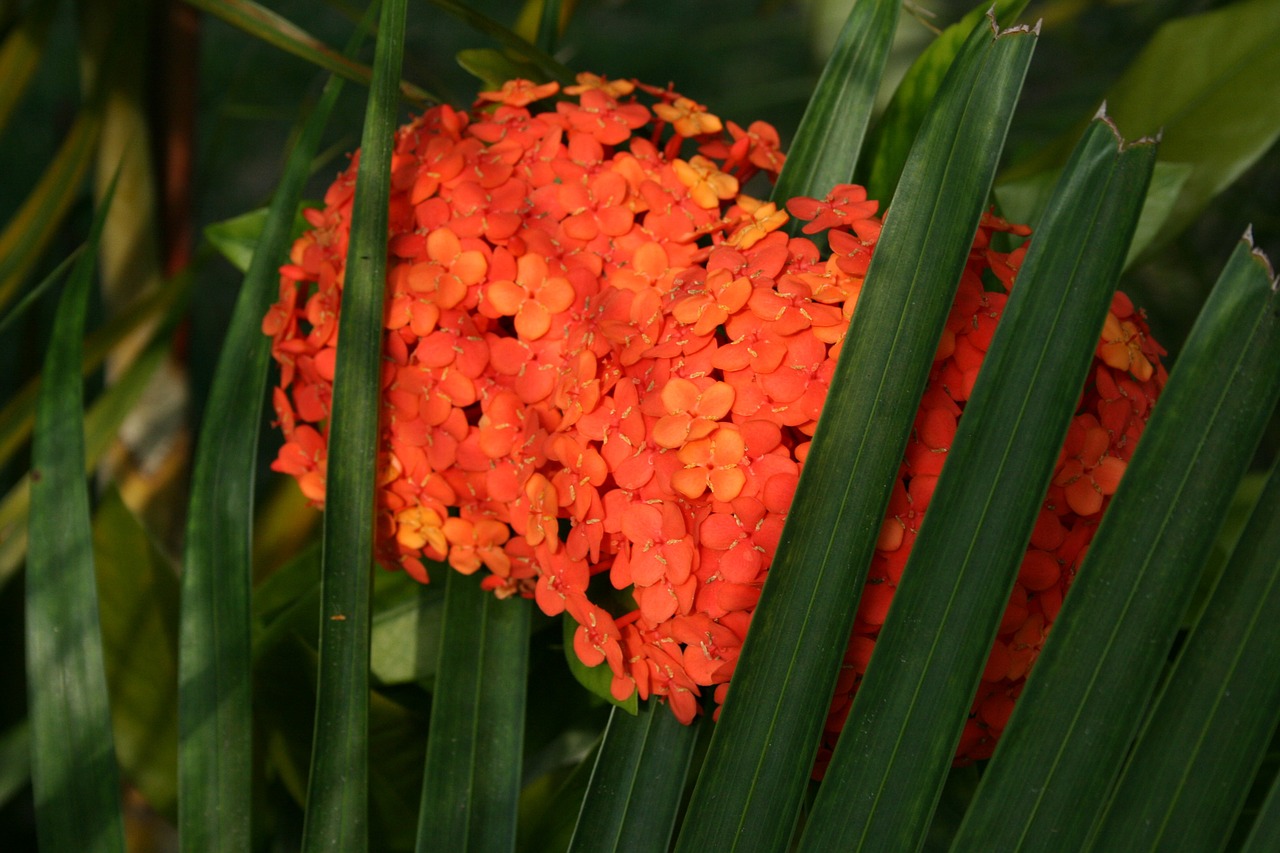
264;75;1167;767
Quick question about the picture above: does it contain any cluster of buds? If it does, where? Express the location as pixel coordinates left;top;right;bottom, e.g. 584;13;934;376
263;75;1166;765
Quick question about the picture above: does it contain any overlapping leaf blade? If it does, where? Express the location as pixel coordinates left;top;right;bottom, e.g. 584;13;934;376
672;15;1037;853
1089;450;1280;849
178;9;373;849
953;234;1280;852
567;704;701;853
415;571;531;852
770;0;899;213
800;115;1156;853
300;0;407;848
25;177;125;853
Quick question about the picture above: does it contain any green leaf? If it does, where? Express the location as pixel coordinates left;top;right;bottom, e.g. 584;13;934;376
456;47;541;93
1089;450;1280;851
0;105;101;310
1003;0;1280;252
300;0;408;848
0;721;31;810
672;15;1037;853
800;114;1156;853
563;614;638;715
568;704;701;853
0;0;58;131
535;0;562;54
0;282;176;472
860;0;1029;203
953;233;1280;851
1242;765;1280;853
770;0;900;214
426;0;574;84
180;11;369;851
183;0;436;105
370;569;444;686
203;205;313;274
93;488;180;818
25;171;125;853
0;292;179;589
417;571;531;852
995;161;1192;268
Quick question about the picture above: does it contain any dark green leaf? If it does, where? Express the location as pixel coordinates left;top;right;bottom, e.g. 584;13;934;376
801;114;1156;853
300;0;408;849
94;488;180;818
860;0;1028;203
417;571;531;852
771;0;900;214
1241;765;1280;853
953;233;1280;851
1089;449;1280;851
0;721;31;810
568;704;701;853
672;15;1037;853
180;10;371;850
427;0;574;84
26;171;125;853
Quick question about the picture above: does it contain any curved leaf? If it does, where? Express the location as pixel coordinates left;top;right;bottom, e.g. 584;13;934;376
26;173;125;853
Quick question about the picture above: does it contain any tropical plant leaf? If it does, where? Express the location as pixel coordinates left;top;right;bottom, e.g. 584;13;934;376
799;113;1156;853
25;172;125;853
1241;766;1280;853
0;105;101;310
0;721;31;811
567;704;701;853
300;0;408;848
179;6;372;848
0;283;176;470
416;571;532;852
860;0;1029;203
0;293;178;589
770;0;900;216
672;15;1037;853
184;0;436;105
0;0;58;131
426;0;574;84
952;232;1280;851
1088;451;1280;850
93;488;180;818
369;569;445;686
1001;0;1280;253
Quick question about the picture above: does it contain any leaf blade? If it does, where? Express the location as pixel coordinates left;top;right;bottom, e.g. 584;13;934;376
672;16;1038;853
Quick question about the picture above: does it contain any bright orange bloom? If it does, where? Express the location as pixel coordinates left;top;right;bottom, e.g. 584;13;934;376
265;77;1166;771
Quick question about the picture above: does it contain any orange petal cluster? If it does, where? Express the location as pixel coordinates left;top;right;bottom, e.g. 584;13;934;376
264;76;1166;766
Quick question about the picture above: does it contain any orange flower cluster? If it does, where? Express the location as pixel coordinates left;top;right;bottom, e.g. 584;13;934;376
264;76;1165;764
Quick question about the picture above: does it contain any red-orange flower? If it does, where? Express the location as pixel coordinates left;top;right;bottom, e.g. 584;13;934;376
265;77;1166;771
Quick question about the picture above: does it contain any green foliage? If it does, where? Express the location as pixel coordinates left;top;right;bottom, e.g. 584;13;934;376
4;1;1279;851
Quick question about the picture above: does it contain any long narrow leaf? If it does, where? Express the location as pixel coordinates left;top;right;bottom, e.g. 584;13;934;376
770;0;900;213
300;0;407;848
568;704;701;853
672;15;1037;853
1090;446;1280;849
953;232;1280;851
25;175;125;853
179;7;378;847
801;113;1156;853
416;571;531;852
0;106;101;310
184;0;435;105
861;0;1028;202
426;0;574;84
1241;765;1280;853
0;0;58;131
0;289;180;588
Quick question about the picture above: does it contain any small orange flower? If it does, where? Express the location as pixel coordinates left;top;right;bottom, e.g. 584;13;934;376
266;76;1165;770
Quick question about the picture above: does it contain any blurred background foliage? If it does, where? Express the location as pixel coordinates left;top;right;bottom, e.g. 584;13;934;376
0;0;1277;849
